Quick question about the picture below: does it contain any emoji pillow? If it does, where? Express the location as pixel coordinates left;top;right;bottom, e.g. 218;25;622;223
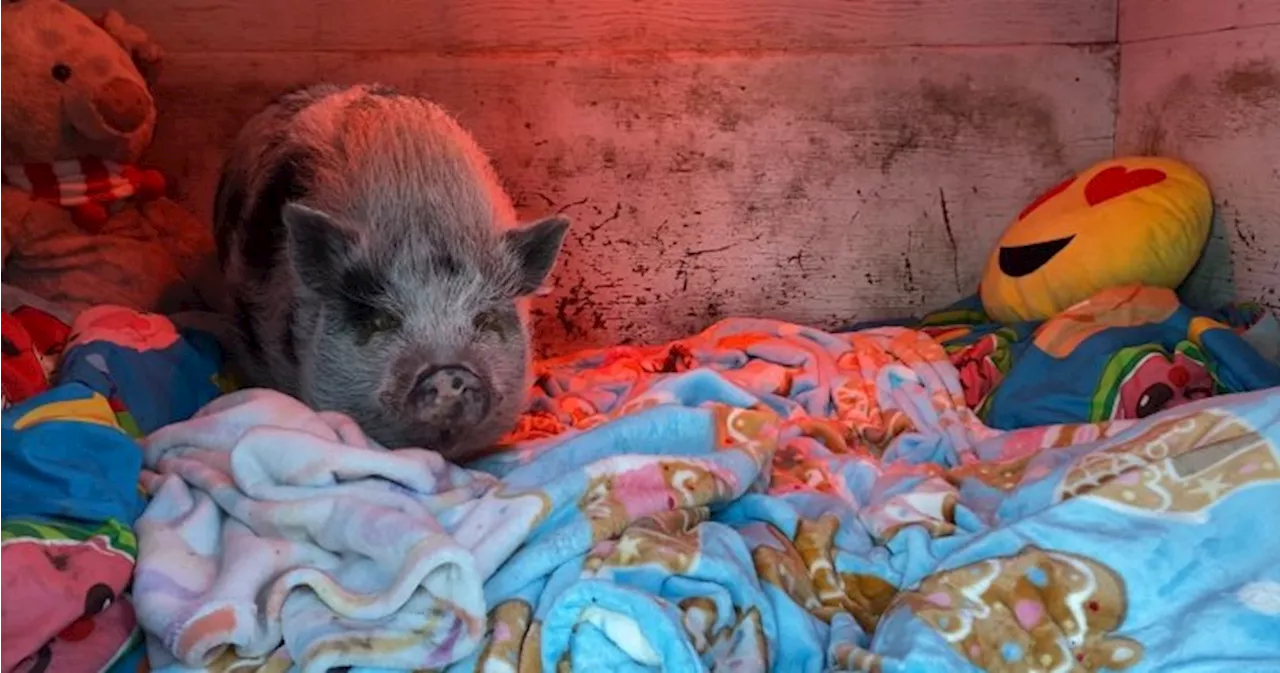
979;157;1212;323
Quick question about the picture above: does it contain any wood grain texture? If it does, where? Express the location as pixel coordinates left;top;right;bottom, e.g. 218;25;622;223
1120;0;1280;43
146;47;1115;354
144;53;322;210
70;0;1115;54
69;0;319;53
1117;23;1280;311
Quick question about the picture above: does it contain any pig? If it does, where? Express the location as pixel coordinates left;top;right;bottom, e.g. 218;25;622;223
213;83;569;460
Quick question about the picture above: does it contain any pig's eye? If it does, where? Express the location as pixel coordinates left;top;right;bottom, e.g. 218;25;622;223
472;310;502;335
368;311;401;334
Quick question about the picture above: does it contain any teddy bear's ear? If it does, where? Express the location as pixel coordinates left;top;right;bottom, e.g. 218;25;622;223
95;9;164;86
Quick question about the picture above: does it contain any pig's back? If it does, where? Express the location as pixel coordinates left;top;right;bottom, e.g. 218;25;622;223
215;84;516;281
212;83;517;390
289;86;517;246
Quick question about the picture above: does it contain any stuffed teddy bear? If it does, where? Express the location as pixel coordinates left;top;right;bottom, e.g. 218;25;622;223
1;0;217;317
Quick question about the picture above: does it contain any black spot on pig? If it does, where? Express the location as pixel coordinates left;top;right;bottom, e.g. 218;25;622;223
339;263;392;308
280;306;298;366
344;95;383;115
234;296;264;359
432;253;461;277
270;85;333;120
365;84;402;98
240;148;313;283
212;171;245;268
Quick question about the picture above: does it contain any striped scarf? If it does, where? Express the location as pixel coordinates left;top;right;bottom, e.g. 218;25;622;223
2;157;166;233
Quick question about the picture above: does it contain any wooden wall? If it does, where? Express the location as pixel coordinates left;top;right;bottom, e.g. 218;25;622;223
72;0;1119;354
1117;0;1280;312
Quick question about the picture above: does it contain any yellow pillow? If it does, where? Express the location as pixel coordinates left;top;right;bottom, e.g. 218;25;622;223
979;156;1212;323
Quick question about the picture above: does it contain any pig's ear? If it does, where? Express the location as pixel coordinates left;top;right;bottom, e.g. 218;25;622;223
505;216;570;295
283;202;357;291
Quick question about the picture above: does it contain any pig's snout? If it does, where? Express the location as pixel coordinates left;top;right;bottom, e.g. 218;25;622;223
409;366;492;437
94;77;150;134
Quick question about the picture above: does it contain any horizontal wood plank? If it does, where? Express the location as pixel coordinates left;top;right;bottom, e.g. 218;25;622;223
144;53;321;211
70;0;1115;54
1120;0;1280;43
69;0;320;53
145;47;1114;353
1117;23;1280;310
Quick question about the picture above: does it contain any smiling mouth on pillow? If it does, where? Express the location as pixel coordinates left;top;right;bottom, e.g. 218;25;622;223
997;236;1075;277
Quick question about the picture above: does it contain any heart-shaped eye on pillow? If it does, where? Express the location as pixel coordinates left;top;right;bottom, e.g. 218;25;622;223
1084;166;1167;206
1018;175;1077;221
980;156;1211;324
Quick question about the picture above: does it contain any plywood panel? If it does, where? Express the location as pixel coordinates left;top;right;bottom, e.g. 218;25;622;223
1120;0;1280;43
146;47;1114;354
68;0;320;53
1117;23;1280;311
145;53;322;210
70;0;1115;54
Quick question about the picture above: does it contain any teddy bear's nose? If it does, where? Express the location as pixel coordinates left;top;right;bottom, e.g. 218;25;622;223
93;77;150;133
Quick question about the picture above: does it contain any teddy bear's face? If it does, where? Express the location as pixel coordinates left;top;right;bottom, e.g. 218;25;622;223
1;0;157;166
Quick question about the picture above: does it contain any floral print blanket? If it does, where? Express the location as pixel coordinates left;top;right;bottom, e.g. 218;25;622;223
5;303;1280;673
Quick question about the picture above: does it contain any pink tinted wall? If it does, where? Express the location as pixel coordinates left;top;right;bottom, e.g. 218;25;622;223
1116;0;1280;313
74;0;1119;355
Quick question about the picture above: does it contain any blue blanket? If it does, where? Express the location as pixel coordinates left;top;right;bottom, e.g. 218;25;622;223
457;318;1280;673
5;304;1280;672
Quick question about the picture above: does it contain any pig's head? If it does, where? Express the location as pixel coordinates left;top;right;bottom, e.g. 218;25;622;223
1;0;163;166
282;201;570;459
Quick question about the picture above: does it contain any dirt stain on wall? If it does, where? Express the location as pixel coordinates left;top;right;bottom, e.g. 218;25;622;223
1136;58;1280;155
1218;59;1280;104
867;78;1066;174
488;59;1096;354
